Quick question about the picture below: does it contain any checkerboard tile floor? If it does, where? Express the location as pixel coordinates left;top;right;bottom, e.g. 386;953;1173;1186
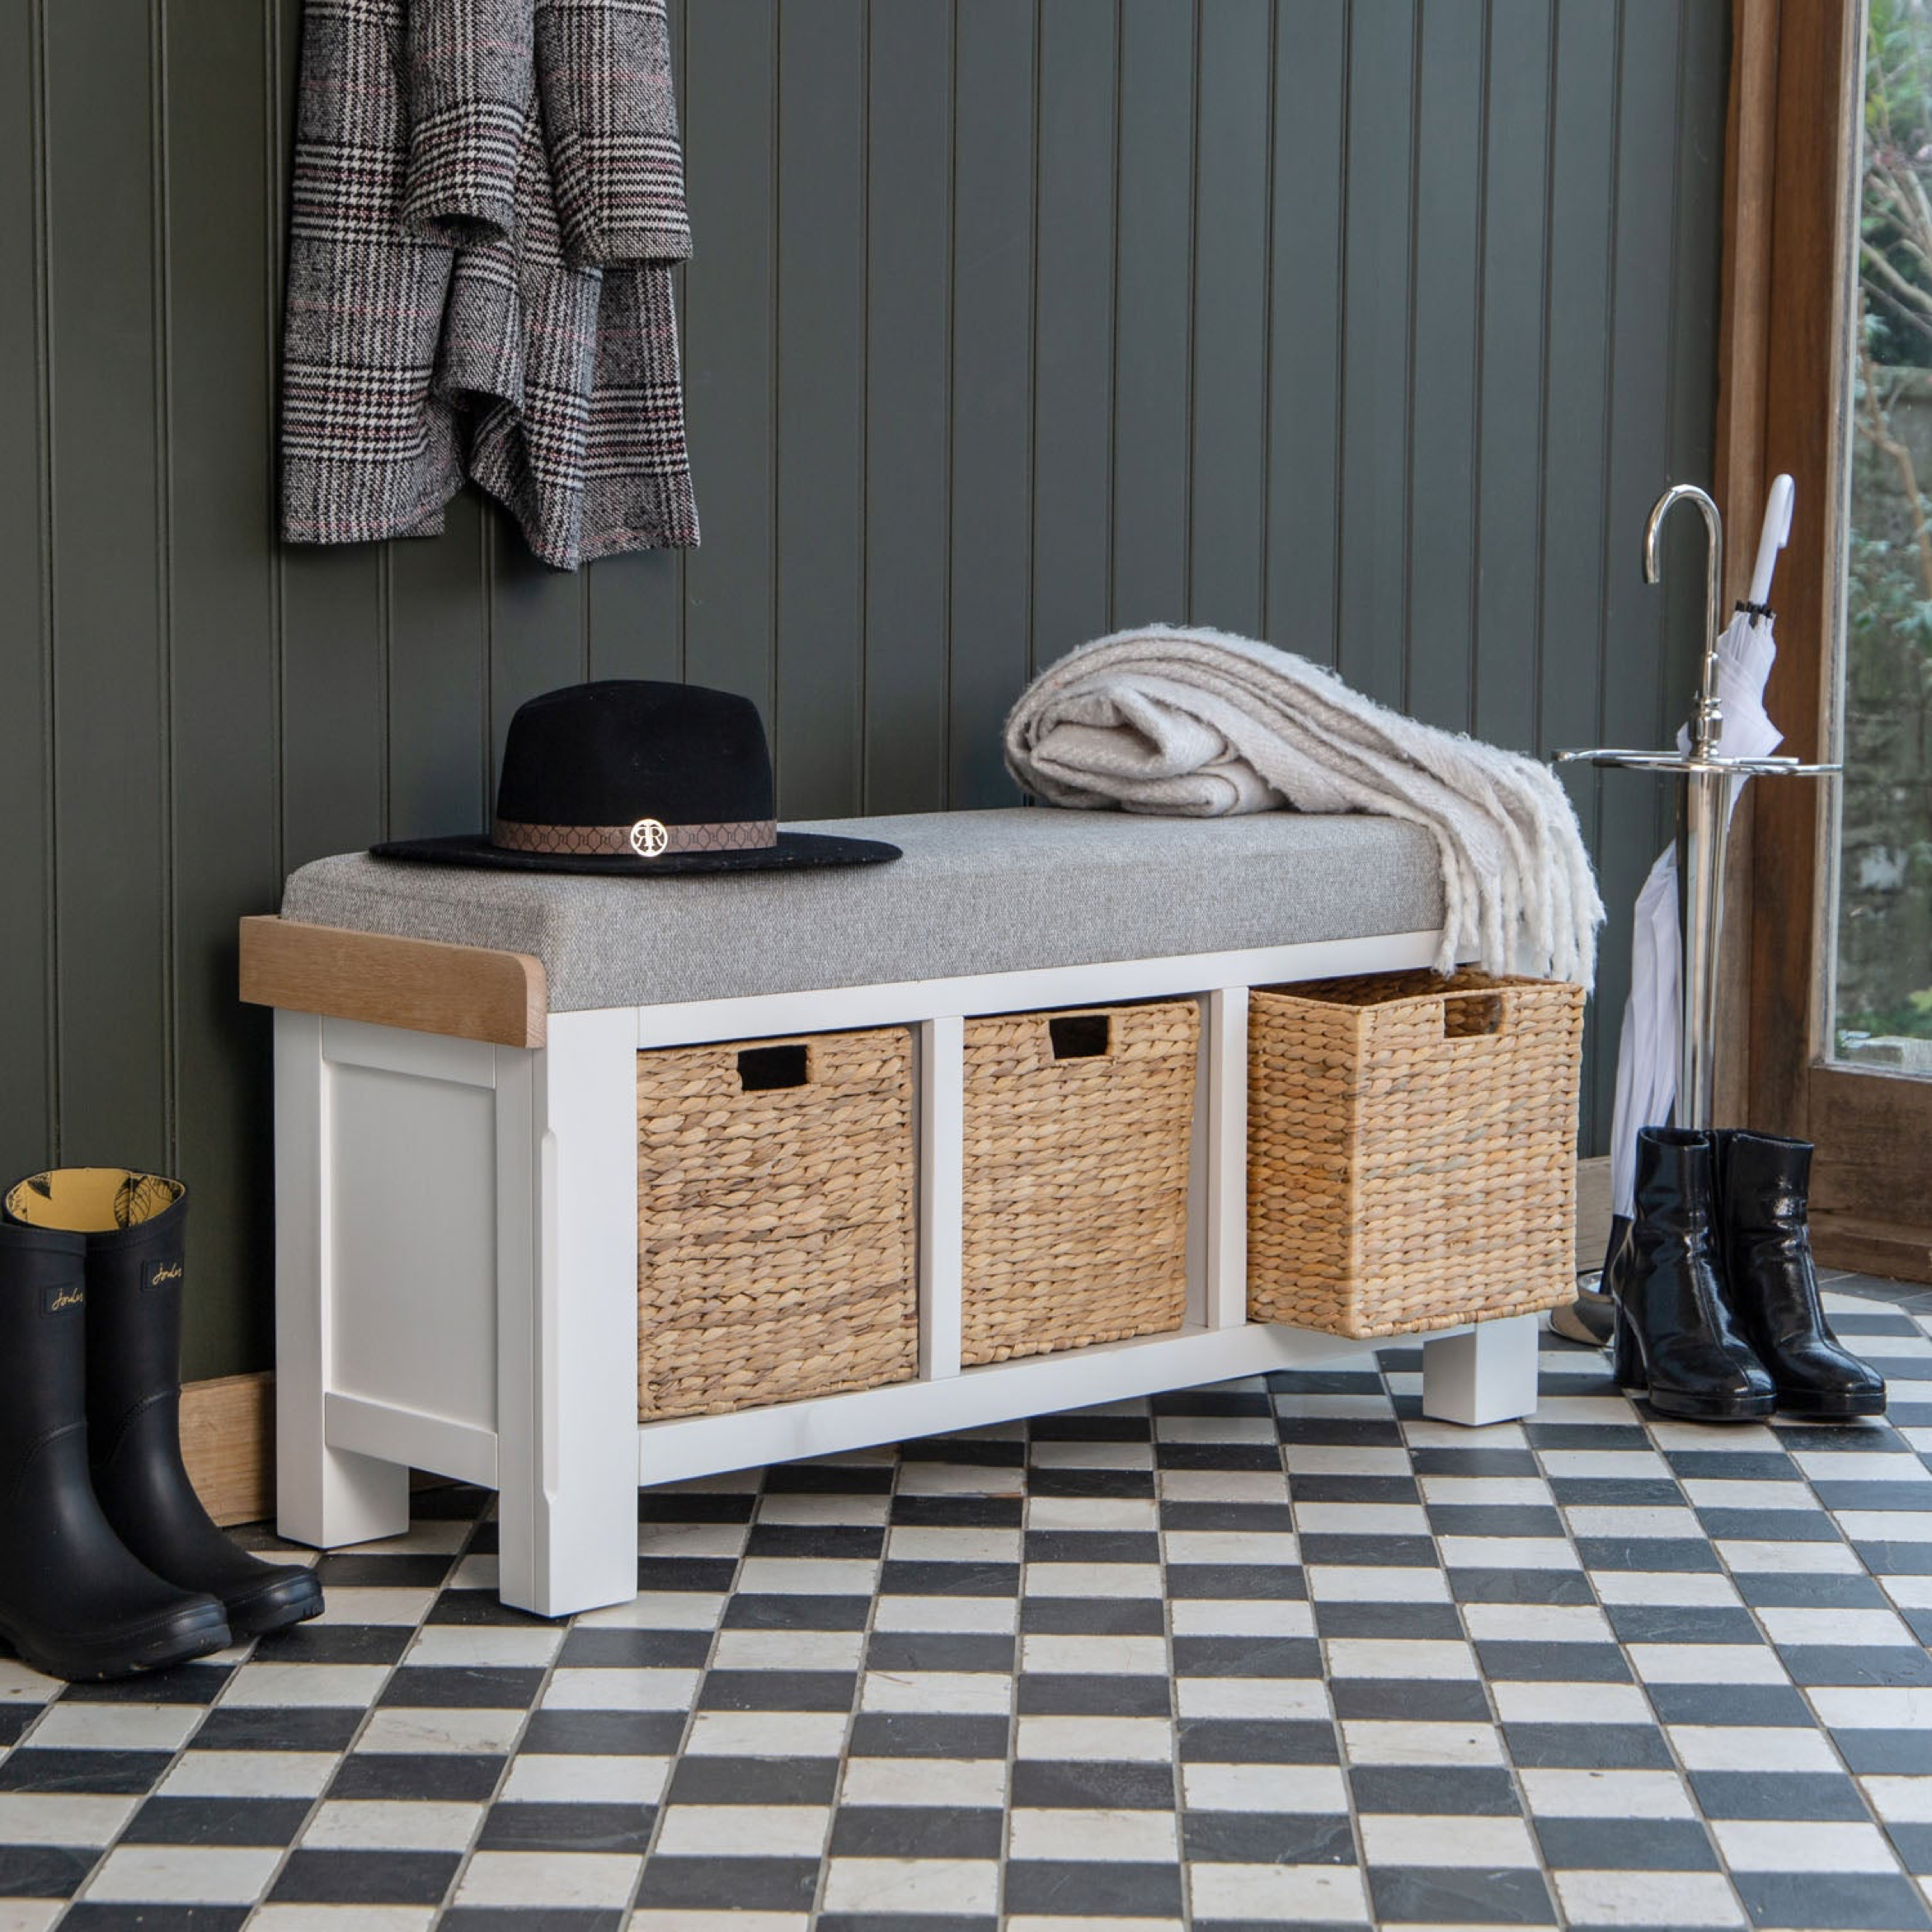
4;1276;1932;1930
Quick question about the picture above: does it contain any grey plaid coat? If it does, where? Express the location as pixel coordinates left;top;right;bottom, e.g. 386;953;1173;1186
280;0;698;570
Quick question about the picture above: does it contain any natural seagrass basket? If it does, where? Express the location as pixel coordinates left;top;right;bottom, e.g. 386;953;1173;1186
635;1027;918;1420
1247;968;1584;1338
960;999;1199;1366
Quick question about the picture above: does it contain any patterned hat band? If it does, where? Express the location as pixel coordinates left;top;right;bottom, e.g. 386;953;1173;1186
491;816;778;859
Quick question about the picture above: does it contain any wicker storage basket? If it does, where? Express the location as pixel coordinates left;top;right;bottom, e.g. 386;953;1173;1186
635;1027;917;1420
1247;968;1584;1338
959;999;1199;1366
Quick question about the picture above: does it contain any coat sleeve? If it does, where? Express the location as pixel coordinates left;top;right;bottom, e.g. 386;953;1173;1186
535;0;692;267
400;0;537;246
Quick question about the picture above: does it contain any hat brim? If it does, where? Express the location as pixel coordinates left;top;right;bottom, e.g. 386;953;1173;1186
368;829;901;875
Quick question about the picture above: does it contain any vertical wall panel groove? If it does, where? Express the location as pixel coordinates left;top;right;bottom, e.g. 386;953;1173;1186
2;0;1730;1376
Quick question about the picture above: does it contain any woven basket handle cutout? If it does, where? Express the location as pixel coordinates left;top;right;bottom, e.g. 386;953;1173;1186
737;1042;811;1091
1439;990;1507;1041
1048;1013;1112;1060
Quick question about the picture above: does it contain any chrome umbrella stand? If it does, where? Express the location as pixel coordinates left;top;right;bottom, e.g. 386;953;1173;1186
1559;483;1838;1132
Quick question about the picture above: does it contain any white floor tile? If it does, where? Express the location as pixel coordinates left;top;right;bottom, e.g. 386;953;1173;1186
1460;1602;1613;1643
636;1525;748;1559
160;1751;339;1798
354;1706;527;1755
1807;1685;1932;1729
1008;1807;1178;1860
0;1793;139;1846
1291;1504;1431;1536
1589;1572;1742;1607
1168;1598;1315;1637
1160;1468;1298;1499
1625;1643;1788;1685
541;1667;698;1711
1666;1727;1843;1772
735;1558;879;1596
1717;1539;1865;1574
218;1662;393;1709
1681;1480;1820;1512
1013;1714;1174;1761
839;1757;1008;1807
308;1586;437;1627
860;1670;1012;1715
450;1850;642;1909
1160;1531;1299;1565
1709;1817;1899;1873
251;1910;437;1932
1186;1860;1370;1923
1563;1506;1704;1539
300;1798;482;1851
754;1492;889;1525
1323;1638;1478;1679
1859;1775;1932;1824
884;1527;1022;1563
1416;1477;1556;1507
1019;1634;1167;1676
1832;1511;1932;1543
1278;1445;1413;1477
872;1596;1018;1634
1174;1677;1328;1720
709;1628;864;1671
1489;1681;1655;1725
683;1711;850;1756
83;1844;283;1904
1356;1812;1538;1867
1435;1536;1580;1570
403;1624;565;1668
1023;1563;1163;1599
1304;1566;1451;1603
1552;1869;1744;1927
499;1753;670;1804
651;1804;829;1856
1516;1769;1697;1818
23;1703;204;1751
1755;1605;1916;1648
0;1906;62;1932
1337;1721;1505;1766
576;1591;724;1630
820;1856;1001;1915
1025;1498;1159;1532
1179;1762;1348;1812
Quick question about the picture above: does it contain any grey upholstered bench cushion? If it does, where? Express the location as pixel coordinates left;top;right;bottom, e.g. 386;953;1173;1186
279;807;1444;1013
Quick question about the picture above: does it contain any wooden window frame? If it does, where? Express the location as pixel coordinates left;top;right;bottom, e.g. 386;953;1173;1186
1721;0;1932;1280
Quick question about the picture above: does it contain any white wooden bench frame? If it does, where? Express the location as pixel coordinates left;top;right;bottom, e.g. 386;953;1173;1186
251;920;1543;1620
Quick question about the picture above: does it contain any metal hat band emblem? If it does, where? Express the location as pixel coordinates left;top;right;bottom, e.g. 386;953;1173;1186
629;817;669;858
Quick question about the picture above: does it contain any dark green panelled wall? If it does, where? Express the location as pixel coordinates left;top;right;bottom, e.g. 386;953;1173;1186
2;1;1726;1380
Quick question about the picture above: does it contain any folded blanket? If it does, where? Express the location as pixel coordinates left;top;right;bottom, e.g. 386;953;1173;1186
1004;627;1603;985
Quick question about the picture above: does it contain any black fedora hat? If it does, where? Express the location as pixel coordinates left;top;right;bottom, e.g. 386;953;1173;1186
372;681;900;874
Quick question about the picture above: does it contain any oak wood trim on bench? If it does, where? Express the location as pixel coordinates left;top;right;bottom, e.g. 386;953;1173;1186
238;916;548;1048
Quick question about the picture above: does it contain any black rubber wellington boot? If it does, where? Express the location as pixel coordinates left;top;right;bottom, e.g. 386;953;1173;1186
1715;1130;1887;1420
0;1220;231;1680
1605;1128;1776;1422
3;1170;324;1638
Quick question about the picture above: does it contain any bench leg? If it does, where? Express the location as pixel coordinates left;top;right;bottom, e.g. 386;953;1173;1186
274;1011;411;1549
495;1012;641;1619
1421;1314;1542;1427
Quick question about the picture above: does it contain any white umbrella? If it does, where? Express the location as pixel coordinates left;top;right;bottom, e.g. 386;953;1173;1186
1606;475;1793;1219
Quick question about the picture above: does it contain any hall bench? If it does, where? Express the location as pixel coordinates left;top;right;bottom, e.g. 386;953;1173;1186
241;806;1549;1619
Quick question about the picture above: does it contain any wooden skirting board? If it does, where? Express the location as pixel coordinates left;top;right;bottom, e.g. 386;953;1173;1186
186;1157;1617;1530
181;1372;274;1528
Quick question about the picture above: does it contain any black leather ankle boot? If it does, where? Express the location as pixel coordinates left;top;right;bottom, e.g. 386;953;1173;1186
1605;1128;1775;1422
3;1171;324;1638
1714;1131;1886;1420
0;1220;232;1680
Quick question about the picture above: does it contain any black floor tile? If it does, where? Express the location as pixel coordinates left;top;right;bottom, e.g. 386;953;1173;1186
1182;1807;1356;1863
827;1803;1005;1858
269;1848;462;1905
1532;1814;1719;1869
477;1800;656;1854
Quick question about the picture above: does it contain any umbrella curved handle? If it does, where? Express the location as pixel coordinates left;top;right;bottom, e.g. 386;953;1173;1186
1644;482;1725;755
1746;473;1795;610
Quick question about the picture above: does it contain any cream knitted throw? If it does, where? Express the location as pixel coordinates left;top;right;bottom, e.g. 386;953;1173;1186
1004;626;1603;986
